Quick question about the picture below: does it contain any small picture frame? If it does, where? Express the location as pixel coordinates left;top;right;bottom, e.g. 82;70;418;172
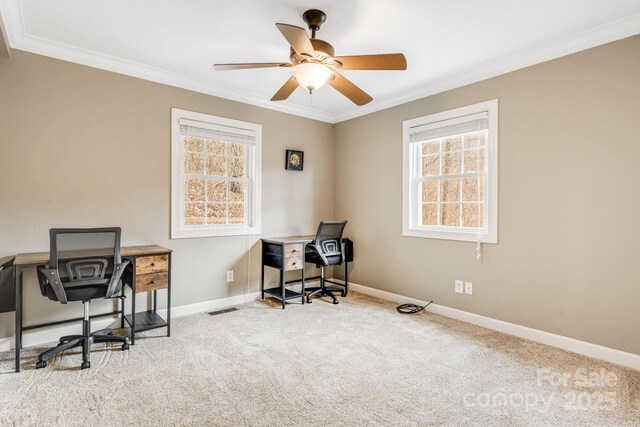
285;150;304;171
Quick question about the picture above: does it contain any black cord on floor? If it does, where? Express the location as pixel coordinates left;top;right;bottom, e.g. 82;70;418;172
396;300;433;314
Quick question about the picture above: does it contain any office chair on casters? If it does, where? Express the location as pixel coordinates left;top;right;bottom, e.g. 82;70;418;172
35;228;130;370
305;220;348;305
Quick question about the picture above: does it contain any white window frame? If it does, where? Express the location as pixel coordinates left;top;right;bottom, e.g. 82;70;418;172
171;108;262;239
402;99;498;243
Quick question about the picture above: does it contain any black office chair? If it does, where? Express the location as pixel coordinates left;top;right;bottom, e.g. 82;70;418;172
35;228;130;369
305;220;348;305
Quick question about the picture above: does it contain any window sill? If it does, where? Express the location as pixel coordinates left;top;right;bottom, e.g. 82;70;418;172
402;228;497;244
171;226;261;239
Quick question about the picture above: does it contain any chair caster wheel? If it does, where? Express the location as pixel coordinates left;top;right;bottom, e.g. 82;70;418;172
81;361;91;369
307;298;312;303
122;343;130;351
36;360;47;369
333;300;339;305
341;292;347;297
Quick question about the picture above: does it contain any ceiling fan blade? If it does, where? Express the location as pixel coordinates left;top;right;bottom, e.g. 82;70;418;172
333;53;407;70
271;76;299;101
275;23;316;58
214;62;293;70
328;72;373;106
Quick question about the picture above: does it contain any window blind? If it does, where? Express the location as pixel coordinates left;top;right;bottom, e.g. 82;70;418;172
180;118;255;145
409;111;488;143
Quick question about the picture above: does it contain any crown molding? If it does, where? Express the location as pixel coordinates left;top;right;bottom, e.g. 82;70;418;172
332;12;640;122
2;0;640;124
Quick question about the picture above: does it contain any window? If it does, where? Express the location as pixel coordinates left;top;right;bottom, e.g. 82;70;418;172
403;99;498;243
171;108;261;238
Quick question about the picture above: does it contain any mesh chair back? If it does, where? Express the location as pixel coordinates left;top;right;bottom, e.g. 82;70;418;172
314;221;347;256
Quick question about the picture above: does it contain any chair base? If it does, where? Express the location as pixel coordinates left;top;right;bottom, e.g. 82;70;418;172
36;328;129;370
306;286;342;304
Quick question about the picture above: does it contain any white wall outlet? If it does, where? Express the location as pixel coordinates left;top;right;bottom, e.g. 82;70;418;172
465;281;473;295
226;270;234;283
455;280;464;294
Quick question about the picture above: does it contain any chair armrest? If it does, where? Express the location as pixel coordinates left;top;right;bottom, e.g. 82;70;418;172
39;268;68;304
105;260;131;299
306;244;329;265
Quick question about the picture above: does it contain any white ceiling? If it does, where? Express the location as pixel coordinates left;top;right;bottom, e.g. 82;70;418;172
2;0;640;122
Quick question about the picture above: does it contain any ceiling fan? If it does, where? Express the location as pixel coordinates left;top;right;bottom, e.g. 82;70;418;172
213;9;407;106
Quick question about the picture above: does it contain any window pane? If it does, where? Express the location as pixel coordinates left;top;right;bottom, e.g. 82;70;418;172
206;155;226;176
184;137;204;152
479;202;485;228
462;203;480;227
463;149;479;173
206;203;226;224
422;181;438;202
421;140;439;155
228;203;245;224
442;151;461;175
478;149;486;172
440;203;460;227
443;136;461;152
422;155;440;176
479;176;485;200
229;181;245;202
463;133;481;149
184;153;204;174
184;203;205;225
184;178;205;202
229;157;245;178
206;139;225;155
228;143;245;157
462;177;480;201
440;179;459;202
206;180;226;202
422;203;438;225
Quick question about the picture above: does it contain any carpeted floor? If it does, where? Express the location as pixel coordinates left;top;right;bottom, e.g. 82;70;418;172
0;292;639;426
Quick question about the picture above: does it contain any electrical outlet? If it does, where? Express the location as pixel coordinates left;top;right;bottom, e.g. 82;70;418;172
455;280;464;294
226;270;234;283
465;281;473;295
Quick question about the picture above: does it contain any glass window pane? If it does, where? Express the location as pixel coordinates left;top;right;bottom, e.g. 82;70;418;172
443;136;461;152
440;203;460;227
184;153;204;174
184;203;205;225
421;140;439;155
422;181;438;202
422;155;440;176
206;180;226;202
442;151;461;175
462;203;480;227
479;202;485;228
422;203;437;226
184;178;205;202
479;176;485;200
229;181;245;203
184;137;204;152
206;140;225;155
206;155;226;176
228;143;245;157
229;157;245;178
463;149;479;173
478;149;486;172
462;177;479;201
228;203;245;224
206;203;226;224
440;179;459;202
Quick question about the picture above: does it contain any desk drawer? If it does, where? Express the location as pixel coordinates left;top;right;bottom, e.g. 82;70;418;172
136;272;168;293
285;244;303;257
285;256;302;271
136;255;168;275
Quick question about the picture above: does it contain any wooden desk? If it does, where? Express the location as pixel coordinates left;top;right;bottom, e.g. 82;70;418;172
261;236;353;309
10;245;172;372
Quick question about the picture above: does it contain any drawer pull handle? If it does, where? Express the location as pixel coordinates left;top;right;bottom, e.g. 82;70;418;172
150;280;155;284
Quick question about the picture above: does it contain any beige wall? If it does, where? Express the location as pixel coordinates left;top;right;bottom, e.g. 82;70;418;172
0;50;334;338
334;35;640;355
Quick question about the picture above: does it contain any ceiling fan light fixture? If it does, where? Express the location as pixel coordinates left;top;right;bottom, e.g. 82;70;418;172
292;63;331;93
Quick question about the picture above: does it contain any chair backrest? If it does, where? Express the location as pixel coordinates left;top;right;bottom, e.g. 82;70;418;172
40;228;124;303
313;221;347;256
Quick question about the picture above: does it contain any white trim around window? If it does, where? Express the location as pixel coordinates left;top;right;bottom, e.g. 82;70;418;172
402;99;498;244
171;108;262;239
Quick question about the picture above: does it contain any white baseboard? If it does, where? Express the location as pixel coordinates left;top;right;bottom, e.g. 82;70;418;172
0;291;261;352
342;281;640;371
